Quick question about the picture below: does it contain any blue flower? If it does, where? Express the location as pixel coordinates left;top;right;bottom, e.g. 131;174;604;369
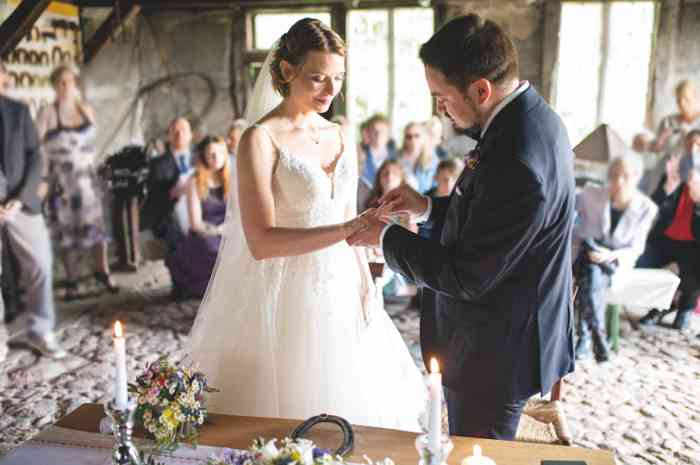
313;448;331;460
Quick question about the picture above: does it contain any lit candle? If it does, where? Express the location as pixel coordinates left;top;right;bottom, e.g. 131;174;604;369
113;321;128;411
428;357;442;457
461;445;496;465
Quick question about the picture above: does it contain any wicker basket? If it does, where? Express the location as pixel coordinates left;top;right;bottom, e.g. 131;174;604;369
516;399;573;445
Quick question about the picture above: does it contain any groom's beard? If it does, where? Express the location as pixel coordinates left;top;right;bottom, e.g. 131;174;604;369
455;95;483;141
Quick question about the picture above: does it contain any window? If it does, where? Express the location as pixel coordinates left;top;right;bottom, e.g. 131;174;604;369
554;1;655;145
252;12;332;50
347;8;434;141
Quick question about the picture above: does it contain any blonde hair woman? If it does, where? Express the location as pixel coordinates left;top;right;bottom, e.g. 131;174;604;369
36;65;117;299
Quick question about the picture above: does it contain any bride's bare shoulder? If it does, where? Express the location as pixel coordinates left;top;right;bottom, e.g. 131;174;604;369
238;124;276;161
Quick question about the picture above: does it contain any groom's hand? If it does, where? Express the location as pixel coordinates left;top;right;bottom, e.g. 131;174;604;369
347;212;387;248
379;185;429;217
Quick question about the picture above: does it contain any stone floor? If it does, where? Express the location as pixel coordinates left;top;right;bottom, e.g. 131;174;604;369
1;260;699;465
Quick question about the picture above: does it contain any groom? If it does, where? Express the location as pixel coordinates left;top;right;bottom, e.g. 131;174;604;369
349;14;576;440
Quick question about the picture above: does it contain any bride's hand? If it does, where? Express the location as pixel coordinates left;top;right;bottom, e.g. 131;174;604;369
343;209;374;237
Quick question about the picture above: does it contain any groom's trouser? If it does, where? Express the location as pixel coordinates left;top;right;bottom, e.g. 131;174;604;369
444;387;527;440
0;211;55;337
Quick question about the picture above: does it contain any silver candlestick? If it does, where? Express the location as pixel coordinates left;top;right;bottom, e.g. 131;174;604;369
104;399;144;465
415;433;453;465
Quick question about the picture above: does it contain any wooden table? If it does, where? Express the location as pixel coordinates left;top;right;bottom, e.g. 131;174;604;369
58;404;614;465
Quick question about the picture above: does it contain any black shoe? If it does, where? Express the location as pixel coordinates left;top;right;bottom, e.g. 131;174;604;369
64;281;79;301
673;309;692;330
591;329;610;363
94;272;120;294
575;335;592;360
639;309;660;326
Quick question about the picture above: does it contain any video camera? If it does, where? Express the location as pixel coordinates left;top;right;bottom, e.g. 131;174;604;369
98;145;150;197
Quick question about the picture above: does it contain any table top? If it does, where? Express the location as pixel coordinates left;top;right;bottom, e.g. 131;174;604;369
58;404;615;465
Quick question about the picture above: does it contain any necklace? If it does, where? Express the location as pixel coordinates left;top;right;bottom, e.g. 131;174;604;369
290;120;321;145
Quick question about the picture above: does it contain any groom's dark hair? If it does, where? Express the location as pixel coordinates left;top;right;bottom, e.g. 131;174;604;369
419;14;518;92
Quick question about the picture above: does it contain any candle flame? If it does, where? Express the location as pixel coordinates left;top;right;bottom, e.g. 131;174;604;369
473;445;482;457
114;321;123;338
430;357;439;374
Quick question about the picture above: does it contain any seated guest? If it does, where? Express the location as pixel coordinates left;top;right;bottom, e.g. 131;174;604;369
365;160;416;298
167;136;229;299
678;129;700;181
638;133;700;330
365;160;409;211
642;81;700;196
574;154;657;362
425;158;464;198
141;117;193;254
0;65;65;360
651;80;700;157
360;114;396;186
226;119;247;159
419;158;464;241
398;122;438;193
635;132;664;194
426;115;448;159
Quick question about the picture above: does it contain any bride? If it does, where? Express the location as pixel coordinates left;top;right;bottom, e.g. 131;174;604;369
188;18;425;431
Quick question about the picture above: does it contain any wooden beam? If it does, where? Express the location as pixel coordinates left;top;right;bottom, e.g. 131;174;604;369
0;0;52;58
83;1;141;65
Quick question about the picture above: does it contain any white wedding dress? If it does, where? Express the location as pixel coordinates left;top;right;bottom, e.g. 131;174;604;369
188;121;426;430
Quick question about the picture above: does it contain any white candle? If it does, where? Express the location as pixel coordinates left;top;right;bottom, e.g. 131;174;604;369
113;321;128;411
461;445;496;465
428;357;442;457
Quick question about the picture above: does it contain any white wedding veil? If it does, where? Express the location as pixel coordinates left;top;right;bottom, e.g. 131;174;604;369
243;41;283;127
188;43;284;359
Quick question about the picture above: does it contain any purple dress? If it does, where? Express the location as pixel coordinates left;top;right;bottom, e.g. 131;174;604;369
168;187;226;298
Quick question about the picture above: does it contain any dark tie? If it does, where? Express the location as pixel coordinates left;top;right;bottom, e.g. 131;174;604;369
177;155;187;174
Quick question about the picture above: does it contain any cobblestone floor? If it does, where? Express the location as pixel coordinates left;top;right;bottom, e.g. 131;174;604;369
1;261;699;465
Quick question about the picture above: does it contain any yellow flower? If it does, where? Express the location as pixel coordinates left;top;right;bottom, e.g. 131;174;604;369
160;406;180;431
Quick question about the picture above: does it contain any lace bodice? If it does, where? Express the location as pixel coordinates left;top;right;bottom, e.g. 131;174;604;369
256;124;357;228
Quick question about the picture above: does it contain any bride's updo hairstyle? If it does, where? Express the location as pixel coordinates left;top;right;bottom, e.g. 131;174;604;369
270;18;346;97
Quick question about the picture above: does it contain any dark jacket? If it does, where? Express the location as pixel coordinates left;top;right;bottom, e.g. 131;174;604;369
0;96;43;214
141;151;180;235
383;86;576;401
648;177;700;244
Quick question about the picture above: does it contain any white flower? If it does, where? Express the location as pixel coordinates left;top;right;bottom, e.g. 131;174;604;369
363;455;395;465
260;439;279;460
295;439;315;465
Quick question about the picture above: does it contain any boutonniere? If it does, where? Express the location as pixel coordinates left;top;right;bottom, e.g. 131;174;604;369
463;148;481;170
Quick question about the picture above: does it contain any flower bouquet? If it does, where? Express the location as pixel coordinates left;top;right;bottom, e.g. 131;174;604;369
129;356;217;450
206;438;395;465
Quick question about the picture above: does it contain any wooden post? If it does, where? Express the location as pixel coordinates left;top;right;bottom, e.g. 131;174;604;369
82;1;140;65
0;0;51;58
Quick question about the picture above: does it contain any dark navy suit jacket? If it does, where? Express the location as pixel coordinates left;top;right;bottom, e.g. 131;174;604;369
383;86;576;401
0;96;42;213
141;150;181;235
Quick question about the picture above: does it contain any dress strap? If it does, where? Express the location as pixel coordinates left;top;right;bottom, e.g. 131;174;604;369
337;124;345;156
253;124;283;152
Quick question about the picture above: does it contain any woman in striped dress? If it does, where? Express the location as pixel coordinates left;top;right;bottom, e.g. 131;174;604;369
37;65;117;299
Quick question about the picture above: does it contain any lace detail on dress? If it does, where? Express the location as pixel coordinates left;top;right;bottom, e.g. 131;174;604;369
252;124;353;228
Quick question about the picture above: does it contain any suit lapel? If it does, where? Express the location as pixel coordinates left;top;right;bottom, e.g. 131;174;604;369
0;99;9;171
437;88;541;245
